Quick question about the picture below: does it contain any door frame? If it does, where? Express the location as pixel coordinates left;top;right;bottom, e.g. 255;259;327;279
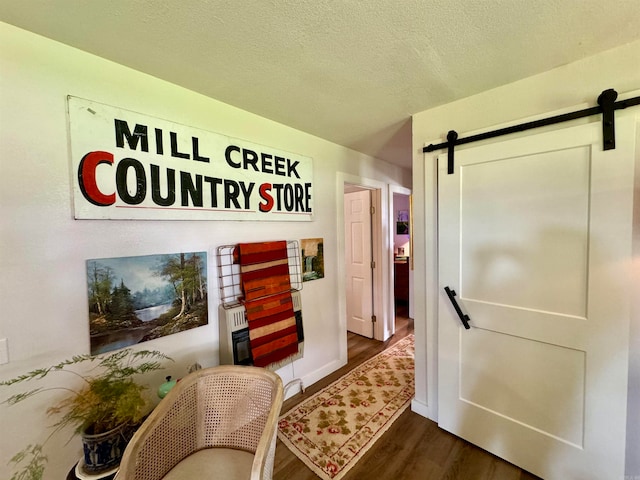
413;99;640;474
390;184;413;333
336;173;391;365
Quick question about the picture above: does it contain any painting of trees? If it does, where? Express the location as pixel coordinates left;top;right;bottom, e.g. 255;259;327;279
87;262;114;316
158;252;207;319
86;252;208;355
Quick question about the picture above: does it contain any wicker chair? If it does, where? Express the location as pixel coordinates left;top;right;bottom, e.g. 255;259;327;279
115;365;284;480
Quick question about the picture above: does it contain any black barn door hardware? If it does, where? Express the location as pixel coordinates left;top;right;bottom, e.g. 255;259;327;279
424;88;640;174
446;130;458;175
444;286;471;330
598;89;617;150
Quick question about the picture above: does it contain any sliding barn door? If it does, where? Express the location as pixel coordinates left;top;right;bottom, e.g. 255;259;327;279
437;117;635;479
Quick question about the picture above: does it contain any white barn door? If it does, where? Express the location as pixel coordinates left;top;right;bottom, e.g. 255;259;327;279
437;117;635;479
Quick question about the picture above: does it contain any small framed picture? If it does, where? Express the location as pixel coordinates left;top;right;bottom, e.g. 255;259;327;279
396;222;409;235
301;238;324;281
396;210;409;235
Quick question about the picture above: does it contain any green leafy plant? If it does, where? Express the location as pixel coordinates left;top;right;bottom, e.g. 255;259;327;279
1;348;172;480
8;445;46;480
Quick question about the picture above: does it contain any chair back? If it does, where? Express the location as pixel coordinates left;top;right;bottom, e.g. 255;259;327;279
116;365;284;480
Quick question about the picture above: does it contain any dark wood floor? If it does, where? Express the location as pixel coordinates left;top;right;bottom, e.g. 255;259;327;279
273;304;541;480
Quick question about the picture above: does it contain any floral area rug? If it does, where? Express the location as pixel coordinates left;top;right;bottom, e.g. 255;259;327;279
278;334;414;480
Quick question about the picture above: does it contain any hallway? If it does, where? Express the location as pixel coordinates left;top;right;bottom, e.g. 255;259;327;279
273;308;540;480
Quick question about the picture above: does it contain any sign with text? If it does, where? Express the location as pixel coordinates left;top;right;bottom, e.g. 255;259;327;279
68;96;313;221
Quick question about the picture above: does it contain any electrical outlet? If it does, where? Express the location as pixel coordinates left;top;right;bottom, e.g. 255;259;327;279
0;338;9;365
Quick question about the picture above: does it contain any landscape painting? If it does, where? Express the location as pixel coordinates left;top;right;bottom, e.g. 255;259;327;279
87;251;208;355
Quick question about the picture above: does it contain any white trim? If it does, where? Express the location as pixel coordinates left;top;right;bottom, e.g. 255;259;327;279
411;149;439;422
389;184;412;338
626;114;640;475
336;172;391;351
282;358;345;400
410;398;431;419
370;187;386;340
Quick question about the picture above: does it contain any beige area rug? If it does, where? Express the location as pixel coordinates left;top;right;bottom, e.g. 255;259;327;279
278;334;414;480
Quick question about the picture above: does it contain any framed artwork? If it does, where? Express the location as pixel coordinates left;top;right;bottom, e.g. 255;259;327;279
301;238;324;281
396;210;409;235
86;251;208;355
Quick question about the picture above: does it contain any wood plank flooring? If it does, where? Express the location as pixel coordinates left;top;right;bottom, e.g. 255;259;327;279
273;306;542;480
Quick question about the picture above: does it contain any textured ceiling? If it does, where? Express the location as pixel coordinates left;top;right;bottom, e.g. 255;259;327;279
2;0;640;168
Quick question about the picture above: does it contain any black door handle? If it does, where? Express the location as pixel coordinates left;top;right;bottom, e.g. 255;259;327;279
444;286;471;329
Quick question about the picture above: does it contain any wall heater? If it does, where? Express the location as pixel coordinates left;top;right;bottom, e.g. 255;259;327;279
219;289;303;366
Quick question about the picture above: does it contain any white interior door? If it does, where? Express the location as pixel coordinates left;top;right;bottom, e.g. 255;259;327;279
438;118;635;480
345;190;374;338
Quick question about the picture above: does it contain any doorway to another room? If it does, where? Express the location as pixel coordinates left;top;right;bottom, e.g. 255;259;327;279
342;182;413;348
342;181;413;370
392;191;412;324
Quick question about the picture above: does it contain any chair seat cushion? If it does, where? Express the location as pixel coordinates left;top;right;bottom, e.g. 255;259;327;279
162;447;255;480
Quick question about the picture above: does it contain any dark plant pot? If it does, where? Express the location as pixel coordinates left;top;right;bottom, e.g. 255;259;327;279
81;423;135;474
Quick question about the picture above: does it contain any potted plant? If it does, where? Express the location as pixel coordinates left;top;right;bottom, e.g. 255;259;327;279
1;348;172;480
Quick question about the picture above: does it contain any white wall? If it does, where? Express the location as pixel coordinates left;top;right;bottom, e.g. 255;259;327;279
411;39;640;475
0;22;410;479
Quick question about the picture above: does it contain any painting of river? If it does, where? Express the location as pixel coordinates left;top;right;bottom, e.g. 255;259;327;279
87;251;208;355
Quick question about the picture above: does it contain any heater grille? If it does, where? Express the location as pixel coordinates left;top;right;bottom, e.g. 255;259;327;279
219;290;303;365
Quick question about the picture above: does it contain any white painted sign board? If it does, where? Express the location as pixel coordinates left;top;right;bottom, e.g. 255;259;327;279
68;96;313;221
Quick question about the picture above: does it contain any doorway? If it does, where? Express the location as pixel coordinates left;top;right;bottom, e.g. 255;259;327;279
338;178;385;340
336;173;403;369
392;191;412;325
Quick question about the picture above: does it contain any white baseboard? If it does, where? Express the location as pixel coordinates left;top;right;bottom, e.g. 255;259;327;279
299;359;345;392
411;398;432;420
278;358;346;400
